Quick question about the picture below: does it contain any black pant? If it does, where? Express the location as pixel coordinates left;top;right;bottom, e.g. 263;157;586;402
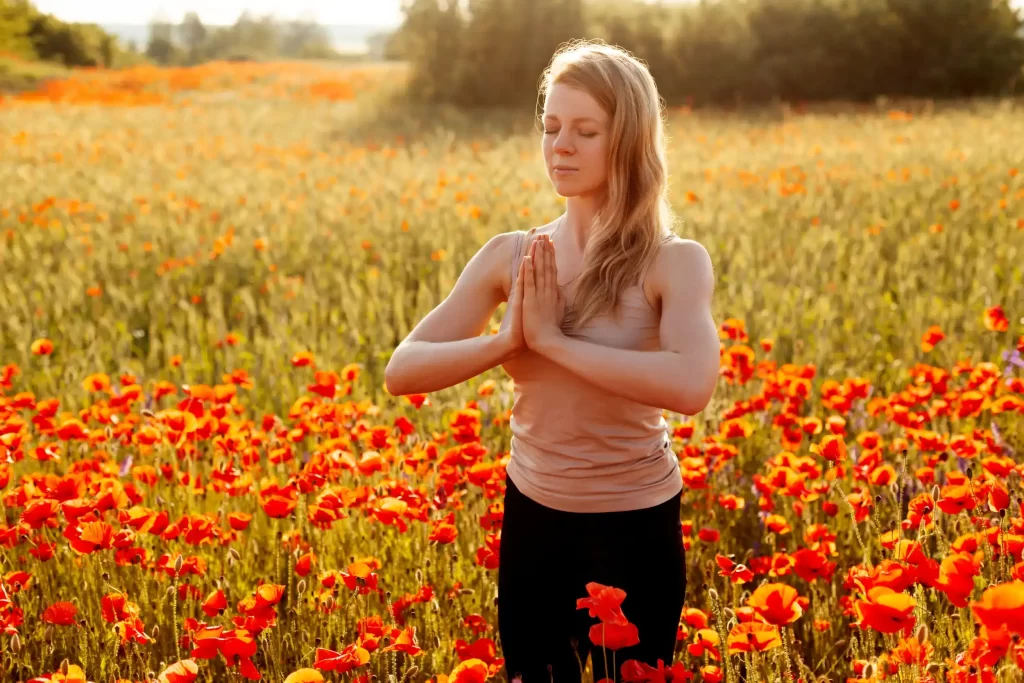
497;474;687;683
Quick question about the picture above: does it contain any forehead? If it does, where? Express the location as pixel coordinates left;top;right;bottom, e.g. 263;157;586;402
543;84;607;123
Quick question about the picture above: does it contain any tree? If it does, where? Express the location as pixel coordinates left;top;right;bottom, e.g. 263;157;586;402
145;18;177;64
179;11;207;64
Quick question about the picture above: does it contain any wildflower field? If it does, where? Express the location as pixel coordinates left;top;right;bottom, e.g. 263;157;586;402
1;61;1024;683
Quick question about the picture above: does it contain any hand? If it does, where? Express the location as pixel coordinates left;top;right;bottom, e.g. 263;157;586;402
501;256;528;357
523;235;566;351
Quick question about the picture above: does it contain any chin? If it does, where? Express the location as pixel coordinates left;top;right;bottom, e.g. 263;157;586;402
550;178;593;197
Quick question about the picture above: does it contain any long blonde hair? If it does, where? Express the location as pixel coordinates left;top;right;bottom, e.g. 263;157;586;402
537;39;677;334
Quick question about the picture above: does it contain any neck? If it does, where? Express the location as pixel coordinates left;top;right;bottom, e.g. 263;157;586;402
562;193;605;252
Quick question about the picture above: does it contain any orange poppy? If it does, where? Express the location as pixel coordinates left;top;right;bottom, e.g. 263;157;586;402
983;306;1009;332
746;583;803;625
158;659;199;683
726;621;782;653
313;645;371;673
284;669;324;683
970;580;1024;634
853;586;916;636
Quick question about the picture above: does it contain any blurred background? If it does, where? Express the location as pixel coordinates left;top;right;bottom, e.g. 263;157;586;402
4;0;1024;107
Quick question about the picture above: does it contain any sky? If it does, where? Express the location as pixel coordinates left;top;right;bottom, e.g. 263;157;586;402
32;0;406;26
31;0;1024;27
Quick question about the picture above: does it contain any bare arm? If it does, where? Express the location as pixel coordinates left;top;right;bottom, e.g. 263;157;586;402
532;239;720;415
384;231;520;396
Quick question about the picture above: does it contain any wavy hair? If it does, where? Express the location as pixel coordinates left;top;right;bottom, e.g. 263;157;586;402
537;39;677;334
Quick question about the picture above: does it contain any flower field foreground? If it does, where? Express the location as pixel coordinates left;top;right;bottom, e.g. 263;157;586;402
1;62;1024;683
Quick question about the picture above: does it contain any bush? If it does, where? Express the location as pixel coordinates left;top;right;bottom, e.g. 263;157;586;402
397;0;1024;107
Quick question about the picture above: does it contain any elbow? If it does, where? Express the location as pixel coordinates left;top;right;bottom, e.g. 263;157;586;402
670;366;720;416
384;353;407;397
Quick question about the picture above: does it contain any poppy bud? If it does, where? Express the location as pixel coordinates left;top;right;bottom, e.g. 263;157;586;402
324;595;334;610
708;588;719;601
297;580;306;595
101;572;110;582
174;555;184;574
435;635;442;648
228;548;240;561
459;588;474;595
61;659;70;676
10;632;20;653
151;624;159;639
166;587;175;598
44;624;54;643
415;570;423;583
915;624;929;643
862;663;875;679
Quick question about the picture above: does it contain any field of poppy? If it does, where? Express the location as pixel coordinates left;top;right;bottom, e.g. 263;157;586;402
1;61;1024;683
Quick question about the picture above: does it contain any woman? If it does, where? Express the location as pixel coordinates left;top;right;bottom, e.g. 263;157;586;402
385;39;720;682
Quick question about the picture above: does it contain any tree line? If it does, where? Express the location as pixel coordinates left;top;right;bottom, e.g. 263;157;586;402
393;0;1024;107
144;12;341;65
0;1;345;71
0;0;138;68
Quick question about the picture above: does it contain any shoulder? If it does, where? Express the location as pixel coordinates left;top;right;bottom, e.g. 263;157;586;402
650;237;715;303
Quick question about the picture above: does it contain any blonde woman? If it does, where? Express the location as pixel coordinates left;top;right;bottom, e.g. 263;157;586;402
385;40;720;682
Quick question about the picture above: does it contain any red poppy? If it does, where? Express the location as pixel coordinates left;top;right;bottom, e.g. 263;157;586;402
577;582;629;625
589;619;640;651
42;601;78;626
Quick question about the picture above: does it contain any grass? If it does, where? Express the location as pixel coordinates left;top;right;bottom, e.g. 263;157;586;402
0;61;1022;683
0;55;70;93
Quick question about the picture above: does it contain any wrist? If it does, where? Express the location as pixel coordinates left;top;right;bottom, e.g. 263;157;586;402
531;330;565;357
494;329;521;363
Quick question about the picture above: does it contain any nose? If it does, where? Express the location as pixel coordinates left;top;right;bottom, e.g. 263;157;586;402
553;130;574;156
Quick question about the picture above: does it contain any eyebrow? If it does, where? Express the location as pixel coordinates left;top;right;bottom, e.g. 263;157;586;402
543;114;602;123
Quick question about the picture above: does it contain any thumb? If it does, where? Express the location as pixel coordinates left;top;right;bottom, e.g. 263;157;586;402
514;260;525;302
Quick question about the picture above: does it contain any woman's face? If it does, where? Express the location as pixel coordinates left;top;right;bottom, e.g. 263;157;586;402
541;84;610;200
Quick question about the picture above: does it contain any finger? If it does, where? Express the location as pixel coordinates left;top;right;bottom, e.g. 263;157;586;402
538;239;549;294
525;256;534;293
534;241;544;293
546;238;557;283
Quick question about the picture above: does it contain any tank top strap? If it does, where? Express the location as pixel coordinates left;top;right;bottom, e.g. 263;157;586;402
510;227;538;289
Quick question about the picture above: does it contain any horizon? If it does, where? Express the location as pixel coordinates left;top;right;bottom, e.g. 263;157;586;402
42;0;1023;30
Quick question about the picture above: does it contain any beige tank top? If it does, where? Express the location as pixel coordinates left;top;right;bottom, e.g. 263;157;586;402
499;227;682;513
